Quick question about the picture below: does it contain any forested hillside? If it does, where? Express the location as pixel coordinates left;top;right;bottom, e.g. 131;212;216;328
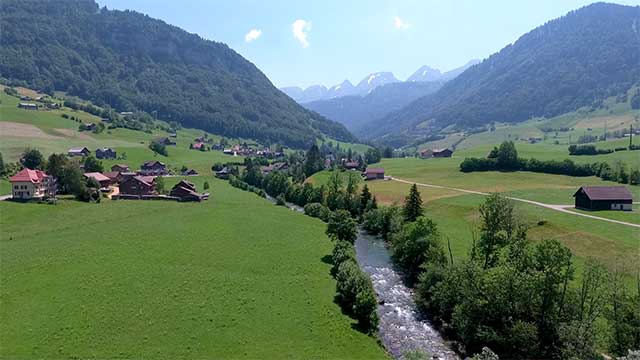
0;0;355;148
304;81;443;133
364;3;640;144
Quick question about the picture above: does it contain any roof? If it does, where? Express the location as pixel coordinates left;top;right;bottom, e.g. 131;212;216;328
97;147;114;152
112;164;129;169
68;147;90;153
142;160;165;168
364;168;385;174
124;175;156;187
103;171;121;180
433;148;452;153
84;172;111;182
192;142;204;149
9;168;48;183
344;161;359;167
574;186;633;201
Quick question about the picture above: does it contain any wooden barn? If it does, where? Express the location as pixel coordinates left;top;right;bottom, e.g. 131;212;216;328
573;186;633;211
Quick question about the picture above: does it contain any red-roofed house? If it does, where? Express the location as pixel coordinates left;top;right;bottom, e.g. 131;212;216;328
574;186;633;211
362;168;385;181
9;168;56;200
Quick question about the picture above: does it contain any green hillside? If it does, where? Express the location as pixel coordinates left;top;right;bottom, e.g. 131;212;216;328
0;0;355;148
365;3;640;145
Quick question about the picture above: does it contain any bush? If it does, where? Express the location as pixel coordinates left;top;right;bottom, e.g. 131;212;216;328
149;142;168;156
275;194;286;206
334;259;379;332
304;202;331;222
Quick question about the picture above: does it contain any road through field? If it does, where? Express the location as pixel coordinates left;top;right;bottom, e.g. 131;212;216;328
391;177;640;229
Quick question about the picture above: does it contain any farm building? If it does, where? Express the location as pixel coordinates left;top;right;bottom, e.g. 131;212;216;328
181;169;198;176
111;164;130;173
261;162;289;175
84;172;112;188
343;161;359;170
68;147;91;157
9;168;56;200
190;142;205;150
169;180;209;202
215;167;231;179
103;171;123;184
96;147;117;159
432;148;453;158
120;175;157;196
82;123;96;131
363;168;385;181
140;160;168;176
18;102;38;110
573;186;633;211
154;137;176;146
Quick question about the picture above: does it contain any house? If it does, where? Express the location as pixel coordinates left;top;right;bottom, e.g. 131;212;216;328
46;102;60;109
111;164;130;173
120;175;156;196
211;144;223;151
181;169;198;176
18;102;38;110
432;149;453;158
9;168;56;200
68;147;91;157
190;142;205;151
82;123;96;131
344;161;359;170
96;147;117;160
83;172;112;188
103;171;123;184
140;160;168;176
169;180;208;202
215;167;231;179
154;137;176;146
573;186;633;211
363;168;385;181
261;162;289;175
168;132;177;138
120;111;134;117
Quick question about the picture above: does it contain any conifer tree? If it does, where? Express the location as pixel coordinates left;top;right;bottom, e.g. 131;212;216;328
403;184;424;222
360;184;372;213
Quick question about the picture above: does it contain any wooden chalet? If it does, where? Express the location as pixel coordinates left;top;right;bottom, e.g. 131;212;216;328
169;180;209;202
120;175;157;196
111;164;130;173
154;137;176;146
363;168;385;181
432;148;453;158
215;167;231;179
84;172;112;188
140;160;168;176
574;186;633;211
68;147;91;157
96;147;117;159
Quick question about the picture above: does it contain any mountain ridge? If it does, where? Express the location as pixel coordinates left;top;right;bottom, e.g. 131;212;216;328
0;0;355;148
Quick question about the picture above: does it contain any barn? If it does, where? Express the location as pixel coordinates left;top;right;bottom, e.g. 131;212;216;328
573;186;633;211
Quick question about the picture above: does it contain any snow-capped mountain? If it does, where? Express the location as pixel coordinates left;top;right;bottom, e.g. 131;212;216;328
354;72;400;95
326;80;357;99
280;60;478;103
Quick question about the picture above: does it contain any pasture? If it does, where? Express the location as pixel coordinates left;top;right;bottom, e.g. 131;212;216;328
0;177;388;359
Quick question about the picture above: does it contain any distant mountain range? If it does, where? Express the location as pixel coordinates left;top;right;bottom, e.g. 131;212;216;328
362;2;640;146
0;0;355;148
280;61;478;104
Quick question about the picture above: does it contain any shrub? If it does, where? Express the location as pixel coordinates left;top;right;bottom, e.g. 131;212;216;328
304;202;331;221
275;194;286;206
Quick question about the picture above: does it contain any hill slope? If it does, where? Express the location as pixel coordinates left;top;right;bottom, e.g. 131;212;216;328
365;3;640;144
304;81;443;132
0;0;355;148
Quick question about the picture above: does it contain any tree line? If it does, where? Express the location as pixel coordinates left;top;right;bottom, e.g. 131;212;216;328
460;141;640;185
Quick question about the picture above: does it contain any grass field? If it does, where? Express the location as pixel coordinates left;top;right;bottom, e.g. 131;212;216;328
0;91;242;174
0;176;388;359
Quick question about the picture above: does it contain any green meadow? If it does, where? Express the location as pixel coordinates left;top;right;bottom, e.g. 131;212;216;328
0;177;388;359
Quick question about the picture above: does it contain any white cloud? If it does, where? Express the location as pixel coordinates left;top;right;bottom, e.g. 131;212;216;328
292;19;311;48
394;16;410;30
244;29;262;42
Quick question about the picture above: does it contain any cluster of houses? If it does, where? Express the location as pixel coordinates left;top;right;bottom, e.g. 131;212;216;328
222;144;284;158
68;147;117;160
9;160;207;203
419;148;454;159
17;94;60;111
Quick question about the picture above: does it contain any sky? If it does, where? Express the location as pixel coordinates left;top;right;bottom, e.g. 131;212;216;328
97;0;640;89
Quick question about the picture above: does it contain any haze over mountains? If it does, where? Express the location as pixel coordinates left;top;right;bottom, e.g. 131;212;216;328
280;60;479;104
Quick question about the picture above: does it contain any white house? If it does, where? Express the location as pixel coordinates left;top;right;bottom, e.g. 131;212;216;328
9;168;56;200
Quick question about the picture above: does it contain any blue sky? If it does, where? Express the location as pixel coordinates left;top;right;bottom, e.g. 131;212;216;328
97;0;639;88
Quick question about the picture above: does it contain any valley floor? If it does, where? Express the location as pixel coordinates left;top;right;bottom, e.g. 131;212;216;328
0;176;388;359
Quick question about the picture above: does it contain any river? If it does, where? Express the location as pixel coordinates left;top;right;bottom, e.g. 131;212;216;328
355;231;459;360
264;195;457;358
